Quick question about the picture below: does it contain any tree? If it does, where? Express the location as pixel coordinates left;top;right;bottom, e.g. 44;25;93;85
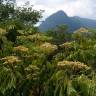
0;1;42;42
47;24;69;44
0;0;42;27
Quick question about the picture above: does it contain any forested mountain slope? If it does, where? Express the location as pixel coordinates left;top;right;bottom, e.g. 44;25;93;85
39;10;96;32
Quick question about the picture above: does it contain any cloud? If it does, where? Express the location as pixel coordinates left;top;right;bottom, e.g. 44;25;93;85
16;0;96;20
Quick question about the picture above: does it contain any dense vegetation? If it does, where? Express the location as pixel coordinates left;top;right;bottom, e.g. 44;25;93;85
0;0;96;96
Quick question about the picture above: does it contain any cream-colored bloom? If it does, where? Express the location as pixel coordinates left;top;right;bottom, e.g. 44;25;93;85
16;36;27;43
27;34;40;40
74;27;88;33
1;56;21;64
25;65;39;71
27;33;52;42
57;61;90;72
0;28;6;36
40;42;58;54
13;45;29;52
59;42;74;49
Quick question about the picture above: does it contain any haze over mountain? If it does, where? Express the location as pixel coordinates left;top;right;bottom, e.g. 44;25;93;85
39;10;96;32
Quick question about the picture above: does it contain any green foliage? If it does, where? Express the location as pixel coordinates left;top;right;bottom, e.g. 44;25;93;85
0;23;96;96
0;2;96;96
47;24;70;44
0;2;14;22
0;1;42;26
72;75;96;96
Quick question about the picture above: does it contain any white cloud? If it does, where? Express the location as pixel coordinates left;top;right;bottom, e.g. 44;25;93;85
16;0;96;20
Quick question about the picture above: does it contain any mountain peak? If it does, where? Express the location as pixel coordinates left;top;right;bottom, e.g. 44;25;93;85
39;10;96;32
54;10;67;17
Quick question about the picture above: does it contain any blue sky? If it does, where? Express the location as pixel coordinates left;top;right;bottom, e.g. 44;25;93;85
17;0;96;20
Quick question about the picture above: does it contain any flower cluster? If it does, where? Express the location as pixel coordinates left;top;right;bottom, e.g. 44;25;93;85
40;42;58;54
0;28;6;36
59;41;79;51
25;65;39;80
27;33;39;39
60;42;74;49
1;56;21;64
17;36;26;39
25;65;39;71
57;61;90;74
73;27;91;38
74;27;88;33
13;45;29;52
27;33;52;42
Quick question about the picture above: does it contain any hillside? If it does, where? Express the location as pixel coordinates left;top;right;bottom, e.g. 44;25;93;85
39;10;96;32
